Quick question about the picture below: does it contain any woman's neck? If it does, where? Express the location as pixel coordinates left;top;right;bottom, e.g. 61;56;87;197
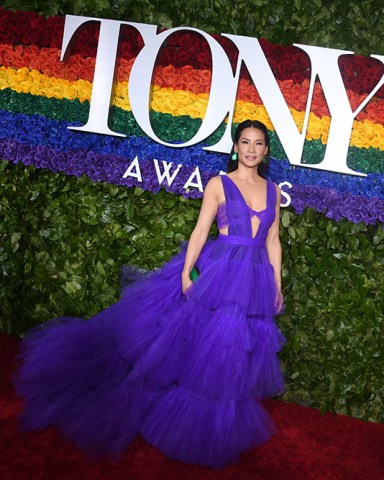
230;165;262;183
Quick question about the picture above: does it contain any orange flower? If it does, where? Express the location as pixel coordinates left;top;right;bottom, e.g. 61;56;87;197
116;58;134;83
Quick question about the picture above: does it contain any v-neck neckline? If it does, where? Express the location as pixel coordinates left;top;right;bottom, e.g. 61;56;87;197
225;175;269;214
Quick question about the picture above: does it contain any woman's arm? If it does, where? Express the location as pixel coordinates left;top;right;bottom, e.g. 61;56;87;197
181;177;221;293
266;184;283;311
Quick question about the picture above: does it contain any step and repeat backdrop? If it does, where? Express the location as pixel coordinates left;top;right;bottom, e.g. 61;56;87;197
1;6;383;422
1;8;383;225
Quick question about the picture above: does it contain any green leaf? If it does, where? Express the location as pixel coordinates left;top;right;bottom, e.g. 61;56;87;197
326;330;335;341
281;210;290;228
96;261;106;275
64;280;82;294
11;232;21;243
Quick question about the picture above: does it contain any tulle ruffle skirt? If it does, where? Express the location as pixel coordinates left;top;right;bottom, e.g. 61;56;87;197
14;235;286;468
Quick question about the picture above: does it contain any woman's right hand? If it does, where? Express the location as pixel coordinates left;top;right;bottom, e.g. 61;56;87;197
181;272;193;295
180;177;220;296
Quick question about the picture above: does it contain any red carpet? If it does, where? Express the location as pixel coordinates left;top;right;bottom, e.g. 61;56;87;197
1;333;383;480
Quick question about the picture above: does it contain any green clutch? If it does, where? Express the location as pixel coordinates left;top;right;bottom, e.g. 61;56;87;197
189;266;200;282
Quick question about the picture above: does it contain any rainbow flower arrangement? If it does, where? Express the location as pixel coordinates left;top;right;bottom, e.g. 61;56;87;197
0;8;384;224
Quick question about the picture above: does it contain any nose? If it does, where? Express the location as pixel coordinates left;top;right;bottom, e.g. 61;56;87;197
248;143;255;152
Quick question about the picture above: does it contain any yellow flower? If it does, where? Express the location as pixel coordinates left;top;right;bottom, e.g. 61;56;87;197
370;135;384;150
306;112;322;141
14;66;29;83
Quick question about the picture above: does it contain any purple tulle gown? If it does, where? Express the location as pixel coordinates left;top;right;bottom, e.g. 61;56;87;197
14;175;286;468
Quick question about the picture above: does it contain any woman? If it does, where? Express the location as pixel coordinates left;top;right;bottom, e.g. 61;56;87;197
182;119;283;306
14;119;286;469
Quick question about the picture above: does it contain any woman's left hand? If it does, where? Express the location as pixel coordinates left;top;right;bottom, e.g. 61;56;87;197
275;289;284;314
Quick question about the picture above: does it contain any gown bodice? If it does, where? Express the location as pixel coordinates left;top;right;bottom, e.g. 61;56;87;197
217;175;277;242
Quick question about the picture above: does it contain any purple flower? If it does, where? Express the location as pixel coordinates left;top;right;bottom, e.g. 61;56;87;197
1;107;384;225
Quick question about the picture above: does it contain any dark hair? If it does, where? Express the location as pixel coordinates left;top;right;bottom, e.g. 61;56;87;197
227;119;271;178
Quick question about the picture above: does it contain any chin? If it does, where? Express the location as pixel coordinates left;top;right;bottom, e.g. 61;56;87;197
244;161;261;168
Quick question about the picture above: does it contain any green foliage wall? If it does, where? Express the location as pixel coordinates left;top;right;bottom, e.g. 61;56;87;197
281;209;383;422
0;162;200;331
1;163;383;423
1;0;383;422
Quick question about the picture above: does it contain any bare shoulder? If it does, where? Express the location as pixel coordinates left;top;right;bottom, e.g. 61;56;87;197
204;175;224;194
206;175;223;188
203;175;225;204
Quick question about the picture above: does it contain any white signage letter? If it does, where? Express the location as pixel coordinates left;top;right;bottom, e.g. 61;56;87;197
122;156;142;181
61;15;158;137
295;45;384;176
153;160;182;186
129;27;234;147
183;167;203;192
279;181;292;207
217;36;384;176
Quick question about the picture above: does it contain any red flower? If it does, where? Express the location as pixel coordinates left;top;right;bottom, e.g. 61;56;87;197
197;50;211;66
173;49;191;68
158;46;177;65
291;71;306;84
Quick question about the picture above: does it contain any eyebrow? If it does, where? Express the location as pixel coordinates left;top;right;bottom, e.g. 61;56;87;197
240;137;264;141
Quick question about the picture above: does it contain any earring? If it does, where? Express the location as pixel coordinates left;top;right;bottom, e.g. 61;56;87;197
231;152;238;161
262;155;267;164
